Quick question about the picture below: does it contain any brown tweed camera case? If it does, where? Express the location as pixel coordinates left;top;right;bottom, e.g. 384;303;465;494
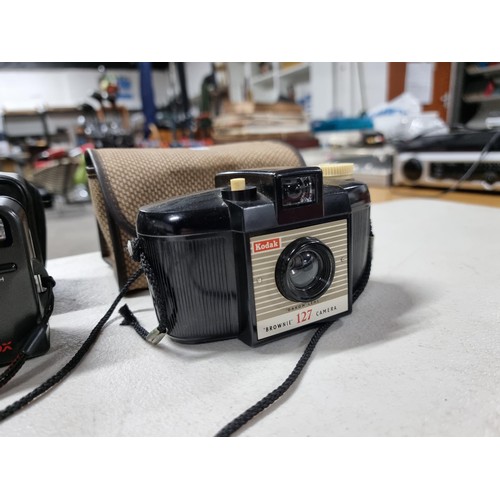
85;141;305;291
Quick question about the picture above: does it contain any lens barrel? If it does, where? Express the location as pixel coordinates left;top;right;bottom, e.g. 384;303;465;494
275;237;335;302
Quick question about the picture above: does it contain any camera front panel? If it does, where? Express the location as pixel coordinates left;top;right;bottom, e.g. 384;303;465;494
249;217;351;342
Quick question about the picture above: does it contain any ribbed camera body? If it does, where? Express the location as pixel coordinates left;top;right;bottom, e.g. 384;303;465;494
136;166;371;346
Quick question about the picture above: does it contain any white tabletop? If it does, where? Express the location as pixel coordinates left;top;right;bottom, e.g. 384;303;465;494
1;198;499;436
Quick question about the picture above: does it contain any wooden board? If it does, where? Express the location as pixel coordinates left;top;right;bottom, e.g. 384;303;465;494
370;185;500;208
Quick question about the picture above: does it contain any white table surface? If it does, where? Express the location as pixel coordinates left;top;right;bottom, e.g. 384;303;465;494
1;198;499;437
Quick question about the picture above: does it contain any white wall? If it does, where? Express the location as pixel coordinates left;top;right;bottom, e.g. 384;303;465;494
311;63;335;119
314;62;388;119
0;63;389;133
184;62;213;99
0;66;170;111
226;62;388;120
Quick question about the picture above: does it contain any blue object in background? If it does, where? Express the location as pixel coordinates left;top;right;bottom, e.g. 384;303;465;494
139;62;156;138
117;76;133;100
311;116;373;132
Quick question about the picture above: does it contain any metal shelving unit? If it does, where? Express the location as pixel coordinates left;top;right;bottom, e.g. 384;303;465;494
463;93;500;104
449;63;500;128
465;63;500;76
246;62;311;104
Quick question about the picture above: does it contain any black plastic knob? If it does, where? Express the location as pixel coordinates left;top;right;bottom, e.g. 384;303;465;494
403;159;423;181
484;171;498;185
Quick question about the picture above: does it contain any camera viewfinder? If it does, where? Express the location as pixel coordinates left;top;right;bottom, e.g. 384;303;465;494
281;175;315;207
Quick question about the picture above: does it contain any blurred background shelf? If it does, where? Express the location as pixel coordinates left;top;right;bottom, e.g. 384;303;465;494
279;62;310;82
449;62;500;128
250;72;274;86
243;62;311;106
465;63;500;76
462;93;500;104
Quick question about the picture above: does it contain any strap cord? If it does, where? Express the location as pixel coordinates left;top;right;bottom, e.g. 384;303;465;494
215;230;373;437
0;269;143;423
124;231;373;436
0;353;26;390
1;229;373;432
215;319;333;437
119;304;150;340
0;276;55;390
129;238;168;336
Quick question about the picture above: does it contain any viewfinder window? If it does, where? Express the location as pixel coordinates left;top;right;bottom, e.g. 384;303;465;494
281;175;316;207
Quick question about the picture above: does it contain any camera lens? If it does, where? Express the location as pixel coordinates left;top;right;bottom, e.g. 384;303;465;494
288;251;319;288
275;237;335;302
281;176;315;207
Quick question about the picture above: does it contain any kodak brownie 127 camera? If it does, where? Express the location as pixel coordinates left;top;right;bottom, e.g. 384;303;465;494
135;164;372;346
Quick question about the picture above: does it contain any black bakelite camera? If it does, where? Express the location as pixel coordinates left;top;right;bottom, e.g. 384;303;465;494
0;173;52;365
135;165;372;347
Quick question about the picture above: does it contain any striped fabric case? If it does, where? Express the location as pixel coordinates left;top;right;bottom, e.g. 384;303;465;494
85;141;305;291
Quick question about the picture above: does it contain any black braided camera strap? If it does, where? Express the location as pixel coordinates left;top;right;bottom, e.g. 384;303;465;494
124;233;373;436
0;233;373;436
0;270;143;423
215;233;373;437
0;275;55;390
